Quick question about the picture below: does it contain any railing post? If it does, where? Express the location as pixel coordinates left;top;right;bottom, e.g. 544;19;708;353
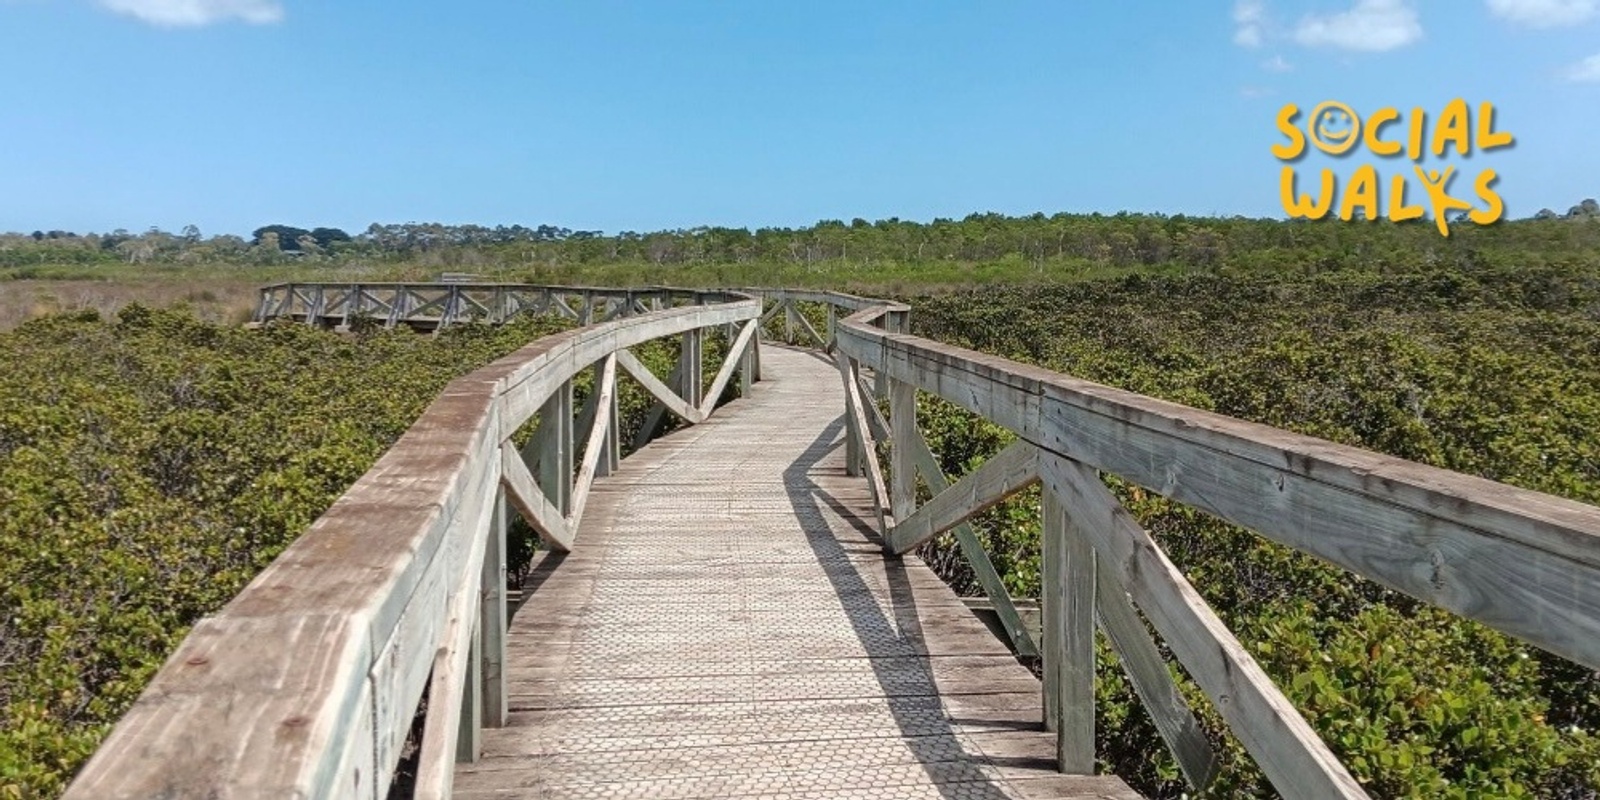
600;375;620;476
681;328;704;409
480;485;508;727
1042;486;1096;774
344;284;362;329
537;381;574;515
783;299;795;344
889;379;916;521
826;303;836;344
457;617;482;762
873;311;907;399
387;287;405;328
739;330;756;395
307;286;324;327
842;358;863;477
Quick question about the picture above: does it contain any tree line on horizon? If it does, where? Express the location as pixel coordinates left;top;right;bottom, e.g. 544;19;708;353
2;202;1598;275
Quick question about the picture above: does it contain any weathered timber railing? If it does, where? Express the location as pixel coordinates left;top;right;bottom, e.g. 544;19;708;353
762;288;1600;800
64;287;762;800
252;282;725;330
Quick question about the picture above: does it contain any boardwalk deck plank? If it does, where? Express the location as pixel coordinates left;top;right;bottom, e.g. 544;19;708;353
455;346;1136;799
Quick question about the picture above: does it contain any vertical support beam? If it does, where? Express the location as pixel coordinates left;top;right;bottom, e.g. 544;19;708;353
841;358;863;478
599;375;620;476
872;308;909;399
739;330;755;396
456;617;482;763
783;299;795;344
889;380;917;520
750;334;762;382
341;285;359;329
826;303;836;344
480;486;508;728
872;312;893;400
307;286;324;327
536;381;574;516
386;288;404;328
1042;487;1096;774
681;328;704;409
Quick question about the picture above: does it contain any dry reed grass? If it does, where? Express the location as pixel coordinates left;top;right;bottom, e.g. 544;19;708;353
0;279;264;331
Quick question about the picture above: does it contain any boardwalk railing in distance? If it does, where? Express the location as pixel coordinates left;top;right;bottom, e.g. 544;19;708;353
251;282;739;330
755;287;1600;800
65;287;762;800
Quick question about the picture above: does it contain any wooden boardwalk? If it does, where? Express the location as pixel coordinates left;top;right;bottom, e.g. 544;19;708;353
67;286;1600;800
455;346;1137;800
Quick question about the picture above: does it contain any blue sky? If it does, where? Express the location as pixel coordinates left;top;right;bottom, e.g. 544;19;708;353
1;0;1597;236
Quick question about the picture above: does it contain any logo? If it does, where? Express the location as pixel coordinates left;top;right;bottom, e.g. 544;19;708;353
1272;99;1515;237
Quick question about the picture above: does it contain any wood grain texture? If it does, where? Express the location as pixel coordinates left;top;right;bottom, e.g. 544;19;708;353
834;313;1600;672
887;440;1040;555
1094;569;1217;790
837;351;892;536
906;430;1040;659
502;442;574;553
480;488;509;728
1041;487;1095;775
567;354;617;531
413;459;495;799
1039;454;1367;799
889;378;918;521
616;347;703;425
698;319;758;417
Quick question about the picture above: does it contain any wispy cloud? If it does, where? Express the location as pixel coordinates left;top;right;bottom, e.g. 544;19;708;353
1293;0;1423;52
1486;0;1597;28
1262;54;1294;72
1234;0;1267;47
96;0;283;27
1240;86;1276;99
1562;52;1600;81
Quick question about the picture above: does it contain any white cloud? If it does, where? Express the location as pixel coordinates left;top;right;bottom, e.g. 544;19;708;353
1486;0;1597;28
1293;0;1423;52
1563;52;1600;81
1262;54;1294;71
97;0;283;26
1234;0;1267;47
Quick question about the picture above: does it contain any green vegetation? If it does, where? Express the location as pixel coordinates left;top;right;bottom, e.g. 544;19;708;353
3;209;1600;797
0;309;558;795
0;306;736;797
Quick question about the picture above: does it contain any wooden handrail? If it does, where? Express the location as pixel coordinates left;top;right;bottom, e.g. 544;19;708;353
65;288;761;800
817;293;1600;799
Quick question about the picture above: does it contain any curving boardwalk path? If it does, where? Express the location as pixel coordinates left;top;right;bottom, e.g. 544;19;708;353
454;346;1137;800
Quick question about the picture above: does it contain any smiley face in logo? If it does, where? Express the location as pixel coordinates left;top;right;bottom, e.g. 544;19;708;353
1309;101;1361;156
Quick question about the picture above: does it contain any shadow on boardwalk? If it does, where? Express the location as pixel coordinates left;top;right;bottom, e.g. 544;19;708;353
783;415;1027;799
